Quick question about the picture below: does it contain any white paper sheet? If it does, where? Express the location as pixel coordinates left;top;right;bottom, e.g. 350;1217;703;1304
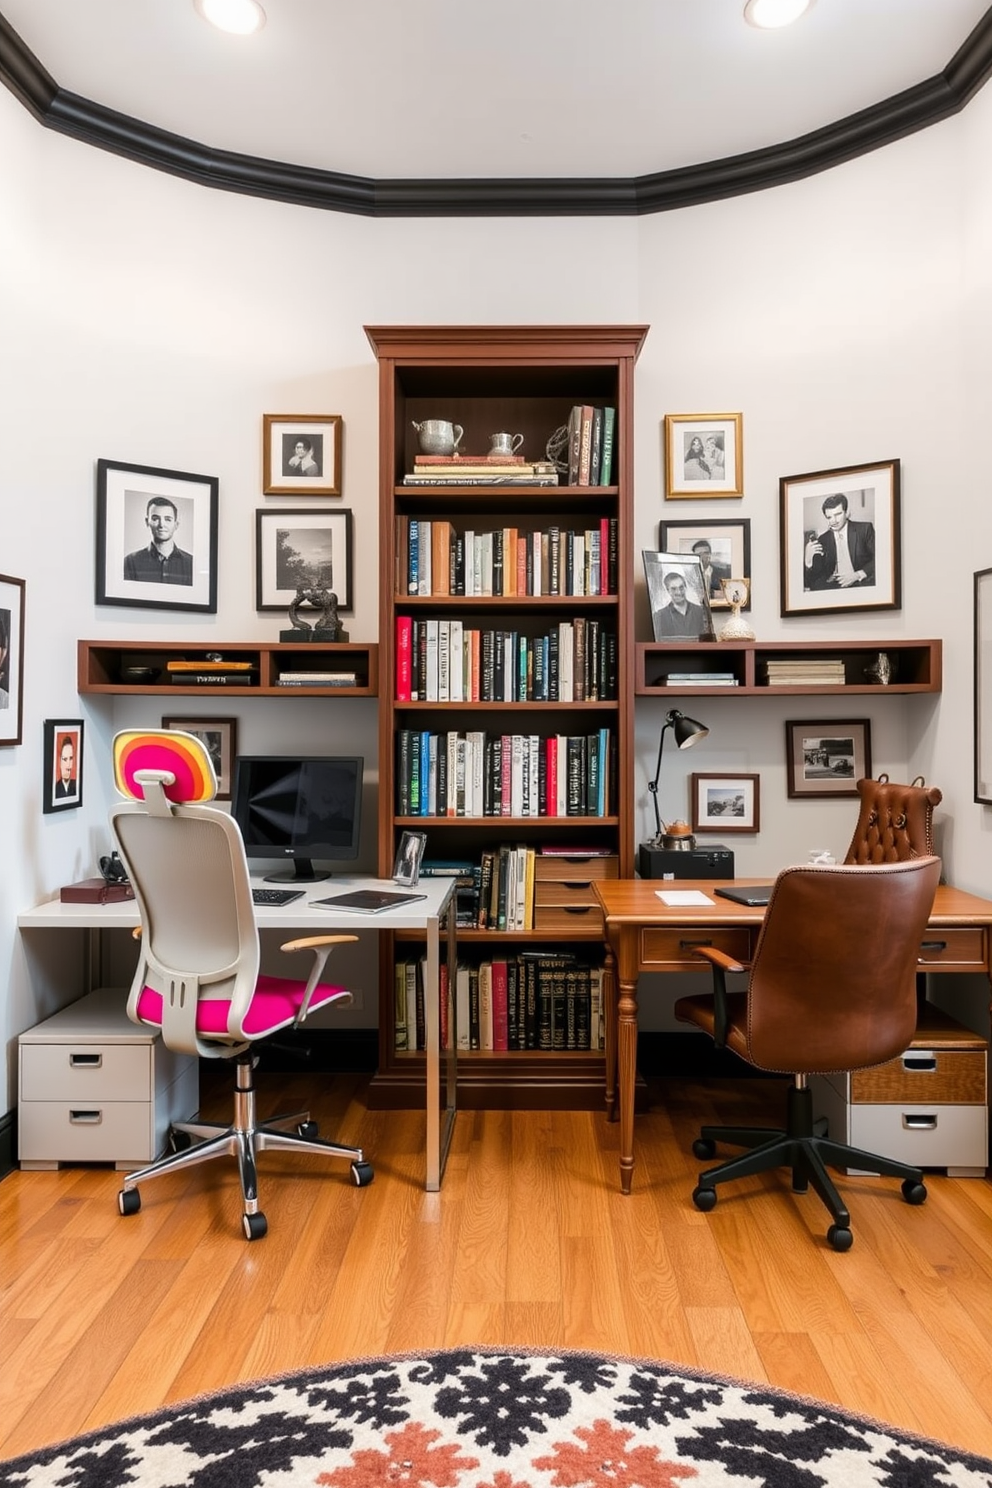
654;890;715;905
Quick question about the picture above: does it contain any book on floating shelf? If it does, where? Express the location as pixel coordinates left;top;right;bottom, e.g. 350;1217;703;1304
167;659;254;673
172;673;255;685
277;672;359;686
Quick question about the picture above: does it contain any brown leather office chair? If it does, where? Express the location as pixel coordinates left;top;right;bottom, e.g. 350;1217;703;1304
843;774;941;864
675;856;942;1251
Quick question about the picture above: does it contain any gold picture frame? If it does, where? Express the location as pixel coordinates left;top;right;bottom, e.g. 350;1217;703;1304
664;412;743;498
263;414;342;496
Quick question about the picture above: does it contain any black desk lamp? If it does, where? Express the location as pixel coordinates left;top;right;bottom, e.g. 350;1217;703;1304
647;708;709;845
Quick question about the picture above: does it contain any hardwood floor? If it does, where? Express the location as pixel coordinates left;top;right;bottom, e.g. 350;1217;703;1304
3;1068;992;1462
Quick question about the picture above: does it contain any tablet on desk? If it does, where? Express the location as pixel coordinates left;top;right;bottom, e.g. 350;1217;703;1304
714;883;775;907
312;889;428;914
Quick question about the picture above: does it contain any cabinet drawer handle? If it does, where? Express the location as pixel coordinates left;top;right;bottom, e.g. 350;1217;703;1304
69;1053;103;1068
562;881;592;891
563;906;593;916
902;1053;937;1072
680;938;713;950
902;1114;938;1131
919;941;947;953
69;1110;103;1125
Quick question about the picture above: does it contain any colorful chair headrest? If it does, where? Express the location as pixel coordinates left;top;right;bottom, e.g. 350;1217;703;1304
113;730;218;805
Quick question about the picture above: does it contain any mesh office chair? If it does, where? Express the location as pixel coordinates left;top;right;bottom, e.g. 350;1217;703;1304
110;730;373;1241
843;773;941;864
675;856;941;1251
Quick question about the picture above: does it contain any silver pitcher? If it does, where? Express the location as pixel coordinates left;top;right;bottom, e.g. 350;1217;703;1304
412;419;464;456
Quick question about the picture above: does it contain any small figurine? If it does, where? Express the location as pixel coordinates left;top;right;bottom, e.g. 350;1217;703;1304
281;587;347;642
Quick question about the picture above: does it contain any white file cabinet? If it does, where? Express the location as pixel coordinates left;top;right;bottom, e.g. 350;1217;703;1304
811;1003;988;1178
18;986;198;1171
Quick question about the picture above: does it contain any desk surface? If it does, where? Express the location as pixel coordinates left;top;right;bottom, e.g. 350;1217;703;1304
594;878;992;928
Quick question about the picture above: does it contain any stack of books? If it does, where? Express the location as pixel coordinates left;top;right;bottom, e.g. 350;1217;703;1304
763;658;846;686
166;659;256;686
276;670;359;688
657;670;738;687
402;454;559;486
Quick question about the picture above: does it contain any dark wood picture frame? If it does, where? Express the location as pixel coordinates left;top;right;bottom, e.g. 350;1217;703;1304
0;572;25;746
263;414;343;496
96;459;219;613
658;518;751;609
779;459;900;618
975;569;992;804
162;716;238;800
786;718;871;799
643;550;715;640
690;772;760;833
43;718;83;813
255;507;354;613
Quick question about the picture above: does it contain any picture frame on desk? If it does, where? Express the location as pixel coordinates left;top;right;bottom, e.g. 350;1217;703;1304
779;459;900;617
96;459;219;614
263;414;342;497
393;830;427;886
255;507;353;613
0;572;25;746
43;718;83;813
658;518;751;609
691;772;759;833
663;412;743;498
161;716;237;800
786;718;871;799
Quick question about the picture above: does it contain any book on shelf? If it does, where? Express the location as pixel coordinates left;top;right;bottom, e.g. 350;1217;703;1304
276;673;358;687
413;452;529;466
402;473;559;486
172;673;254;685
657;672;739;686
166;659;254;672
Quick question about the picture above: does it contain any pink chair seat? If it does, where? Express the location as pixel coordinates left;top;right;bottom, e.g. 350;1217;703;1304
135;975;350;1040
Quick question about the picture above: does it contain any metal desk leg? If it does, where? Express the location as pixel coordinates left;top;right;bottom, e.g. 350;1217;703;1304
424;886;458;1190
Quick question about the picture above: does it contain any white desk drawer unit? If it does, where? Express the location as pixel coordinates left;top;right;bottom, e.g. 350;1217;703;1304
18;986;198;1171
810;1004;988;1178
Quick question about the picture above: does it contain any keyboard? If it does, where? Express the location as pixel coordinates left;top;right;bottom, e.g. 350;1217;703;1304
251;887;306;907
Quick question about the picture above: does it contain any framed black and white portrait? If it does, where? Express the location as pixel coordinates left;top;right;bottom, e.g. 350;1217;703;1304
0;573;25;746
96;460;218;613
392;830;427;887
43;719;83;813
691;773;760;833
658;518;751;609
255;507;353;612
642;551;715;642
263;414;342;497
162;716;238;800
779;459;900;618
664;413;743;498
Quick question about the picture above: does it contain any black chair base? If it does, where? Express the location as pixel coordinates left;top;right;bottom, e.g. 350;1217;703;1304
690;1083;926;1251
118;1053;373;1240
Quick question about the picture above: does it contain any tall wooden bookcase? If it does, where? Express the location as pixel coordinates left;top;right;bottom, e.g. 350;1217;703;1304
366;325;647;1109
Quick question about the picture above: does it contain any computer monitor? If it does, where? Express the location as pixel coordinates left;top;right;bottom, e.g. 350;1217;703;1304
230;755;363;883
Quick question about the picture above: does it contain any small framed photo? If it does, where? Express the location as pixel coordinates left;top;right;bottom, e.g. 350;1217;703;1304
779;459;900;617
658;518;751;609
96;459;218;613
162;716;238;800
263;414;342;496
43;719;83;813
255;507;353;613
643;551;715;641
786;719;872;799
0;573;25;746
664;413;743;498
393;829;427;887
691;773;760;834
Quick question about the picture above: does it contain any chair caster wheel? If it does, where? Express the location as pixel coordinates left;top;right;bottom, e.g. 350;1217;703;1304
243;1212;268;1241
351;1161;374;1187
692;1185;717;1212
118;1189;141;1216
901;1179;927;1205
692;1138;716;1161
170;1129;192;1152
298;1120;319;1139
827;1224;853;1251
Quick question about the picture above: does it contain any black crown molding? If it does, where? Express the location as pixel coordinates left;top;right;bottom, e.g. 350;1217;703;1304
3;6;992;218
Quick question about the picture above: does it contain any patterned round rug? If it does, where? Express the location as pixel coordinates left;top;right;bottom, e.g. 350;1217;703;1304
2;1347;990;1487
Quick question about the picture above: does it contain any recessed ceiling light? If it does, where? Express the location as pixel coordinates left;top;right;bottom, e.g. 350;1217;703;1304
194;0;266;36
744;0;814;28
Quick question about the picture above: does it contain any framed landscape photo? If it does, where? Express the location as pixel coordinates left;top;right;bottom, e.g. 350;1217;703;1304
658;518;751;609
162;716;238;800
664;412;743;498
643;551;715;641
786;718;871;799
779;459;900;617
691;773;760;833
255;507;353;613
96;459;218;613
263;414;342;497
43;719;83;813
0;573;25;746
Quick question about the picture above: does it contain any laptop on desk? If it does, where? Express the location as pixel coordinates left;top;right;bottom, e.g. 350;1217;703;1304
713;883;776;907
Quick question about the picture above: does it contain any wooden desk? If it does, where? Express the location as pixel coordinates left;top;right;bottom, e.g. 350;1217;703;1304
593;878;992;1194
17;875;458;1192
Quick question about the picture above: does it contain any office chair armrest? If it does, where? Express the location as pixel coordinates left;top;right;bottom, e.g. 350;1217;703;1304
280;934;359;1027
691;945;748;1051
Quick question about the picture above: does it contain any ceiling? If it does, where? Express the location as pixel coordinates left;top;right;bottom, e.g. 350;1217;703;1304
2;1;991;213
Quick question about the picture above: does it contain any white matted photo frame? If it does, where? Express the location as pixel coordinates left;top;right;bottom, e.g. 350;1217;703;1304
664;412;743;498
96;459;218;613
0;573;25;746
643;551;715;641
255;507;353;612
786;718;871;799
658;518;751;609
393;830;427;886
779;459;900;618
162;717;238;800
690;773;760;833
43;719;83;813
263;414;342;497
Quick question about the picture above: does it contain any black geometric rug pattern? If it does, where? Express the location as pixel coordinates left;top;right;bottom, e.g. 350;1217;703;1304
2;1347;990;1487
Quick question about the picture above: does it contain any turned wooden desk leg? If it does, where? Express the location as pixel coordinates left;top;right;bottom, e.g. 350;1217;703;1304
616;933;640;1195
603;942;617;1122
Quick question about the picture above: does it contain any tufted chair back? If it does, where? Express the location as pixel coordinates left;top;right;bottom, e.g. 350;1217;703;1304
843;774;941;865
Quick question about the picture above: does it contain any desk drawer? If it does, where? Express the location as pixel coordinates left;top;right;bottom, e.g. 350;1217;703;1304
19;1100;156;1164
851;1049;986;1105
536;881;600;908
20;1042;151;1102
535;854;618;881
849;1103;988;1173
918;928;987;969
533;904;604;935
639;926;753;972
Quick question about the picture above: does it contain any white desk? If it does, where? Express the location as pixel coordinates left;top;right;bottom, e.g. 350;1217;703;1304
17;875;458;1191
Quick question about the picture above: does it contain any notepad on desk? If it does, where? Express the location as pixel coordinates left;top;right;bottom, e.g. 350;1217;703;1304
654;889;715;906
312;889;427;914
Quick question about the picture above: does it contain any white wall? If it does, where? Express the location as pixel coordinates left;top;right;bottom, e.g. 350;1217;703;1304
2;78;991;1101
